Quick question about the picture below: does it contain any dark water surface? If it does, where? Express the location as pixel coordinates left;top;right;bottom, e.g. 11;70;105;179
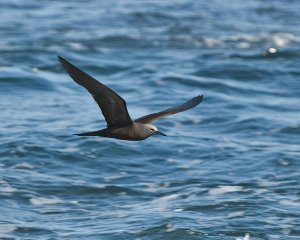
1;1;300;239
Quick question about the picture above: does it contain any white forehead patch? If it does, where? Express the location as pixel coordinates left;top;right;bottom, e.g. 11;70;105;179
152;126;158;131
147;124;158;131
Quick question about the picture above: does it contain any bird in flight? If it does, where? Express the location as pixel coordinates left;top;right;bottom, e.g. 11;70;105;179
58;56;203;141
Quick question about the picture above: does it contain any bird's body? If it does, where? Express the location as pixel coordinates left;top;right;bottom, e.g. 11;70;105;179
76;122;162;141
58;56;203;141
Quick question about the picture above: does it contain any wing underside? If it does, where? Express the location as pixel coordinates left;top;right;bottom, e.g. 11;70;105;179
135;95;203;124
58;56;132;127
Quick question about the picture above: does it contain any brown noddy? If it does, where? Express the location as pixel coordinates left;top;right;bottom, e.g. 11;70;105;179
58;56;203;141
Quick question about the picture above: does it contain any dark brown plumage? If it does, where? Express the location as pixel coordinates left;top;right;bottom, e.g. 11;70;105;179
58;56;203;140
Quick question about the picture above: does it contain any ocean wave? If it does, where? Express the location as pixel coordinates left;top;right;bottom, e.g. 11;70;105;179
208;186;244;196
84;32;300;50
0;179;18;194
0;224;17;234
30;196;78;206
278;125;300;135
68;183;142;196
0;67;55;92
0;186;18;193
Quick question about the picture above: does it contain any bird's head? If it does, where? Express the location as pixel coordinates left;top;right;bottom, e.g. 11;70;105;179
143;124;167;137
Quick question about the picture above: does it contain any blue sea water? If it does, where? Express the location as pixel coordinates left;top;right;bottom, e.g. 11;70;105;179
1;0;300;239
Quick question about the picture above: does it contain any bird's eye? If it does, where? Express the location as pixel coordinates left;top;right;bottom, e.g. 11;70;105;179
149;128;155;131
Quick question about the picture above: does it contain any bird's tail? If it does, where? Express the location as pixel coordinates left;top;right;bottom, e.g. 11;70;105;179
74;129;108;137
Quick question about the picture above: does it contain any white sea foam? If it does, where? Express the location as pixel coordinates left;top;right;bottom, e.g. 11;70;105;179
158;193;179;202
31;67;39;73
258;179;281;187
203;37;225;47
281;226;292;235
0;224;17;233
66;42;86;50
174;208;183;212
279;199;300;208
30;197;78;206
12;162;34;170
208;186;243;195
228;211;245;218
30;197;65;205
120;193;179;214
236;233;250;240
0;180;17;193
165;223;176;233
272;33;297;47
0;179;7;184
0;187;18;193
278;158;290;166
237;42;251;49
211;32;300;49
104;172;128;181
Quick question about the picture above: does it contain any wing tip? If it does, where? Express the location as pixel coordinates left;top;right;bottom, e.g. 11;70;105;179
57;55;67;64
195;95;204;103
57;56;77;73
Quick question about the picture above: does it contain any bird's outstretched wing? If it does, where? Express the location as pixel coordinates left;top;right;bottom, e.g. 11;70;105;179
135;95;203;124
58;56;132;127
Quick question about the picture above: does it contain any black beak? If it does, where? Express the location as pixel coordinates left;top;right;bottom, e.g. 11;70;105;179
156;131;167;136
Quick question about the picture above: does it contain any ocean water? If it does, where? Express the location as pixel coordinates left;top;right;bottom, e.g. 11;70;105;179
1;0;300;239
